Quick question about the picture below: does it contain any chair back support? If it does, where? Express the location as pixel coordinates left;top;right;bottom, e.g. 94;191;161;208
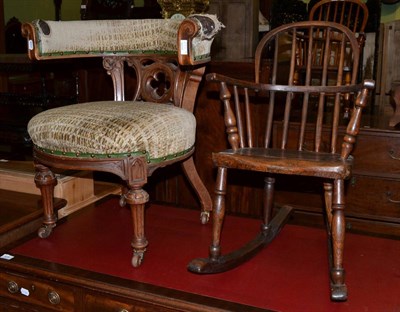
309;0;368;48
209;21;374;160
22;15;223;107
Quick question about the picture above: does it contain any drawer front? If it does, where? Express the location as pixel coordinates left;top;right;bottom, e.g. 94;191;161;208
273;122;400;176
275;174;400;222
347;175;400;221
351;133;400;176
84;293;174;312
0;271;75;311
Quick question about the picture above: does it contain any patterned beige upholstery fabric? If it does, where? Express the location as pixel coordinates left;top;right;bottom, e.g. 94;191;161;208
28;101;196;163
29;15;223;62
32;19;182;57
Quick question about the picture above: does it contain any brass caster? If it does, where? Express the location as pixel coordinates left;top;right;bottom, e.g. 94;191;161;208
38;224;54;238
200;211;210;224
119;194;126;207
131;250;144;268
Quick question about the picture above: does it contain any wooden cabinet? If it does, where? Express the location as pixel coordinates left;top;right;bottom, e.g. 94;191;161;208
272;122;400;237
0;271;76;310
0;254;264;311
0;270;161;311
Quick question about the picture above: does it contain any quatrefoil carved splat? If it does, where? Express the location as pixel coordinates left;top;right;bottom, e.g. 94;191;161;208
139;58;177;103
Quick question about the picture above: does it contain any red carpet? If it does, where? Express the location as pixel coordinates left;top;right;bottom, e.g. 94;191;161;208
11;197;400;311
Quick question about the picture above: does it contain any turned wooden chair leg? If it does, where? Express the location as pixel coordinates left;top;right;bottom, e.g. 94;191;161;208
125;187;149;268
209;166;227;260
181;156;213;224
188;169;293;274
262;176;275;230
329;179;347;301
324;182;333;226
34;163;58;238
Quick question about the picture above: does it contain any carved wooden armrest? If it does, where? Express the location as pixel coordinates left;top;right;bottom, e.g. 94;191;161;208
341;79;375;159
21;14;223;66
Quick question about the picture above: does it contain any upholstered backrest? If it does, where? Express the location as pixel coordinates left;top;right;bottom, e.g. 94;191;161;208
21;15;224;66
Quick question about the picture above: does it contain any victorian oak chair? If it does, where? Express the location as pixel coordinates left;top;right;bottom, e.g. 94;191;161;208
22;15;222;267
188;21;375;301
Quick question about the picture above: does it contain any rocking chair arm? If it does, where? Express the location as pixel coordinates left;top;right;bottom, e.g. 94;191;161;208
341;79;375;159
207;72;371;95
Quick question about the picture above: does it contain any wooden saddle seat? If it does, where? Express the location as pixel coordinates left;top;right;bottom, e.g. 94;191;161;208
22;14;223;267
188;21;375;301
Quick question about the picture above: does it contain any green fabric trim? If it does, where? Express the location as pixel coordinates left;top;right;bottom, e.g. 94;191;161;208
37;49;177;58
194;53;211;61
34;145;194;164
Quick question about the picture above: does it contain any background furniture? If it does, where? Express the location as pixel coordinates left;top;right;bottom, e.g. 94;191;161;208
0;54;78;160
22;15;221;267
80;0;134;20
189;21;374;301
0;160;120;218
308;0;369;93
309;0;369;44
376;19;400;117
390;80;400;126
0;189;65;248
207;0;259;60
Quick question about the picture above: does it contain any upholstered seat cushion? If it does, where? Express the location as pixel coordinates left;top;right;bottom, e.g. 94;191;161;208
27;101;196;163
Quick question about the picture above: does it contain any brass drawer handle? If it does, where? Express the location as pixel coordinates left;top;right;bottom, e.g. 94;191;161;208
389;149;400;160
48;290;61;305
7;281;19;294
386;191;400;204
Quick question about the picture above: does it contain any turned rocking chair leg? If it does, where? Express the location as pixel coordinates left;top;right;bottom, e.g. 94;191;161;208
324;182;333;227
34;163;58;238
125;187;149;268
187;169;293;274
329;179;347;301
181;156;213;224
209;166;228;260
